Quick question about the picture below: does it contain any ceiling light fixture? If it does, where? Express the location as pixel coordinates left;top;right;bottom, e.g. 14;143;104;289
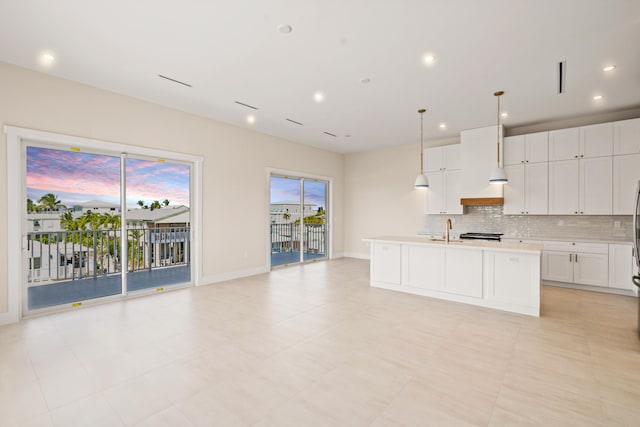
39;52;56;66
360;77;371;84
277;24;292;34
593;95;603;100
313;92;325;103
423;54;435;64
603;65;616;72
246;115;256;124
489;91;508;185
414;109;429;189
439;123;447;130
501;112;509;118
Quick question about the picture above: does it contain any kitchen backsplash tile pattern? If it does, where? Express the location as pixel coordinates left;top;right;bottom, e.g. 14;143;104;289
424;205;632;242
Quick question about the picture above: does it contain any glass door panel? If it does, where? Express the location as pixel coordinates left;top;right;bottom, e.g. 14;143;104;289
270;176;301;267
125;157;191;292
302;180;328;262
25;146;123;312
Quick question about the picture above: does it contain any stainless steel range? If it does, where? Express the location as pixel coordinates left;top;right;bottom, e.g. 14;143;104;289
459;232;503;242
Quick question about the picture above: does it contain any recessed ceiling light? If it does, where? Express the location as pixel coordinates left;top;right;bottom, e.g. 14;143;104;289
360;77;371;84
423;54;435;64
313;92;325;103
277;24;292;34
439;123;447;130
593;95;603;100
39;52;56;66
501;112;509;118
603;65;616;72
246;114;256;124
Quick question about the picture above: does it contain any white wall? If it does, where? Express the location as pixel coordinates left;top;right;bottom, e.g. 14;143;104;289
0;61;344;315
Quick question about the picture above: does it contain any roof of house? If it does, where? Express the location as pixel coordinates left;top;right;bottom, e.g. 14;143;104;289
126;206;189;222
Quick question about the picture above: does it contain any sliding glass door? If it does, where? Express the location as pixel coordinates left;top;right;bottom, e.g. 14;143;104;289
269;174;328;267
24;144;191;314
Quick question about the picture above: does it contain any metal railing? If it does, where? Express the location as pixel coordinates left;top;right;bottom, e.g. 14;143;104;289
270;223;326;255
27;226;190;283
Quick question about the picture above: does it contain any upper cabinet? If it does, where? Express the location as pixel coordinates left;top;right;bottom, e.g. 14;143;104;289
424;144;460;172
614;118;640;155
504;132;548;165
549;123;613;161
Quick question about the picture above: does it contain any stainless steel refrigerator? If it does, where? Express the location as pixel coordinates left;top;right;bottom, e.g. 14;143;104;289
633;180;640;336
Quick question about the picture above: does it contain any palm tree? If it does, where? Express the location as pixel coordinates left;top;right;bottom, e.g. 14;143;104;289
163;199;170;207
150;200;162;210
38;193;62;211
137;200;145;208
27;198;35;213
60;211;77;230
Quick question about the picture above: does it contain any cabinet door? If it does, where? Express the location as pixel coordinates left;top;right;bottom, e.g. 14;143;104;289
580;123;613;158
614;118;640;155
548;160;579;214
424;147;444;172
608;244;633;290
525;132;549;163
484;252;540;307
443;144;461;170
613;154;640;215
504;135;525;166
549;128;580;161
580;156;612;215
402;245;444;290
503;164;525;215
573;252;608;286
541;251;573;282
371;243;401;285
525;162;548;214
444;248;483;298
425;172;444;214
444;170;463;214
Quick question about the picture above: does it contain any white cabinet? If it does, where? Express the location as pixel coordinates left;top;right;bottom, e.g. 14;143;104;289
504;132;548;166
549;123;613;161
613;154;640;214
504;162;548;215
402;245;444;290
608;243;634;291
425;169;462;215
371;243;401;285
460;125;503;199
548;157;612;215
541;241;609;287
424;144;461;172
444;247;483;298
613;118;640;155
484;251;540;308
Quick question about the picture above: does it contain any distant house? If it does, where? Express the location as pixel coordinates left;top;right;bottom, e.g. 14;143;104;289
270;201;317;223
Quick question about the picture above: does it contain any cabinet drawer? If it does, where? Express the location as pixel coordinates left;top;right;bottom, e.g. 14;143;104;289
542;240;608;254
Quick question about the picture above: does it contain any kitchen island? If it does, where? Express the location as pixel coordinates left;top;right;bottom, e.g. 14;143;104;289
363;236;542;316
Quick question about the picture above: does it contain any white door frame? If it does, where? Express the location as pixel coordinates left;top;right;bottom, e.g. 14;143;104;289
266;168;333;270
3;125;204;324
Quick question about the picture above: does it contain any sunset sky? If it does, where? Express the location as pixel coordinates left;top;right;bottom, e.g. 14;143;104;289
270;176;326;208
27;147;190;208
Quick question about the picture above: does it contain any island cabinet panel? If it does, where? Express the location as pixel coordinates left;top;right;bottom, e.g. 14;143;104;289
402;245;444;290
371;243;401;285
444;248;483;298
484;252;540;308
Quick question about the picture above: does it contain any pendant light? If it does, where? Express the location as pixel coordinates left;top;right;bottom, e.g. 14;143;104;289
414;108;429;188
489;91;508;185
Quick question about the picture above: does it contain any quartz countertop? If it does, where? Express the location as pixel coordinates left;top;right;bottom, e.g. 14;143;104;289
364;235;542;254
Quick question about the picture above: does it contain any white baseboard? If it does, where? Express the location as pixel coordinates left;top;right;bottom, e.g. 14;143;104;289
0;309;20;325
342;252;370;260
200;265;270;285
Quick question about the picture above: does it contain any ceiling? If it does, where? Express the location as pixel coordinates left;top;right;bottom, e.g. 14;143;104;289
1;0;639;153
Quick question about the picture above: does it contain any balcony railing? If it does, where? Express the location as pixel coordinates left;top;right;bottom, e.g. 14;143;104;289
270;223;326;255
27;226;190;283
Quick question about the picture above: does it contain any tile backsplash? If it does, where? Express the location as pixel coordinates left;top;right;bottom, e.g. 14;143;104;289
424;205;633;242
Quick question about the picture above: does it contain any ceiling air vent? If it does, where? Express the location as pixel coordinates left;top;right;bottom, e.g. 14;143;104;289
557;60;566;94
235;101;258;110
158;74;192;88
286;118;303;126
323;132;337;137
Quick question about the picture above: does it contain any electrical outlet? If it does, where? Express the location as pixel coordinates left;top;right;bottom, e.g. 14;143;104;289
614;221;621;229
558;220;564;226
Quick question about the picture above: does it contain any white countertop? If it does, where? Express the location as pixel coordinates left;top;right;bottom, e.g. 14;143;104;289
419;232;632;245
364;235;542;254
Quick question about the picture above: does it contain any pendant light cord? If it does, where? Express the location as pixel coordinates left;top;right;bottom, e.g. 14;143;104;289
418;109;426;174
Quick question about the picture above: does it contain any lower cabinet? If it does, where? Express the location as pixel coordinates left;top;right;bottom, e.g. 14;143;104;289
444;247;483;298
402;245;444;290
608;243;635;292
370;243;401;285
541;241;610;288
484;252;540;308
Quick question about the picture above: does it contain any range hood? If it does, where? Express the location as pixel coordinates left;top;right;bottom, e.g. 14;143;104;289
460;197;504;206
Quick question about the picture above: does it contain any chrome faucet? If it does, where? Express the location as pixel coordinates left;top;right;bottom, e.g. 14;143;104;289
445;218;453;243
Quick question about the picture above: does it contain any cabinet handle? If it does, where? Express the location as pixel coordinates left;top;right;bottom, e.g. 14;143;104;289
521;160;524;164
580;155;584;158
575;253;578;262
580;211;584;214
526;160;529;163
569;253;572;262
574;211;578;214
574;155;578;158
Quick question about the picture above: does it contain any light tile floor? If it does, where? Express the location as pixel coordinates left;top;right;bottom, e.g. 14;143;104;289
1;258;639;426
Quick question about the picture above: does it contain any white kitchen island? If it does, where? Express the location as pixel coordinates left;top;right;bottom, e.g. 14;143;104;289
364;236;542;316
